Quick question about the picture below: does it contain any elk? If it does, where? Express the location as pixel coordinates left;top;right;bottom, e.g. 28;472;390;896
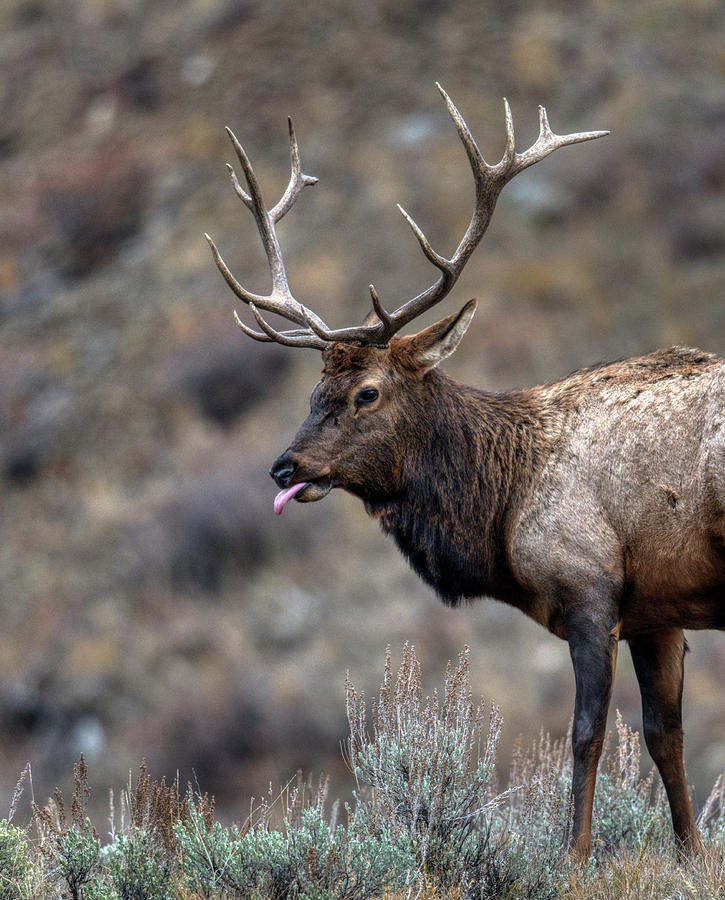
206;86;722;860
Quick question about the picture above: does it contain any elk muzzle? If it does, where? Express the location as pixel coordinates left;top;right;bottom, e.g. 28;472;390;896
269;451;332;514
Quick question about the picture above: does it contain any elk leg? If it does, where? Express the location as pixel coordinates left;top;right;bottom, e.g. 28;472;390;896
566;607;619;861
629;628;701;858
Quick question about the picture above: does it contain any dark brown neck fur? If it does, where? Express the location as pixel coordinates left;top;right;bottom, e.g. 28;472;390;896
367;369;545;605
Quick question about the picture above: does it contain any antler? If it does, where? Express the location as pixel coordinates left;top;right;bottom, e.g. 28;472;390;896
205;118;330;349
207;87;609;349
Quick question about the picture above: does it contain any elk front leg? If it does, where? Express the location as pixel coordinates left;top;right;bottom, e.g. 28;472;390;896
629;628;701;858
566;605;619;861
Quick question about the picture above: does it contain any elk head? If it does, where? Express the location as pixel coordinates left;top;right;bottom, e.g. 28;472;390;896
205;85;607;514
269;300;478;513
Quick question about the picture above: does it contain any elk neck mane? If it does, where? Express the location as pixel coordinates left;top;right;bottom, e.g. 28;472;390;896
368;369;547;606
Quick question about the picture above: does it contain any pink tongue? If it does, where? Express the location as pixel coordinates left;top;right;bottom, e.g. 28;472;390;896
274;482;308;515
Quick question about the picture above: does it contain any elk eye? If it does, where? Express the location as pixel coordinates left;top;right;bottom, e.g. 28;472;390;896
356;387;379;406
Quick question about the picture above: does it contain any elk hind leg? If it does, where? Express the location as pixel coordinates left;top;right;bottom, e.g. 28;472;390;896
629;627;701;858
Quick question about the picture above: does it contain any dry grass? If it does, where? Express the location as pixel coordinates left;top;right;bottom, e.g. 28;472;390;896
562;844;725;900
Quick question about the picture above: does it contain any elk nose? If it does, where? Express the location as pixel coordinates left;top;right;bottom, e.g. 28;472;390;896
270;453;297;488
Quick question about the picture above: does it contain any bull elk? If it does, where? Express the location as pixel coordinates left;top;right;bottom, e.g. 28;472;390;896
206;86;720;859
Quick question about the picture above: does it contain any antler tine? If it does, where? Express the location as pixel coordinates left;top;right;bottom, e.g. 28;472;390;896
247;304;328;349
233;309;327;349
226;162;254;212
271;118;320;222
397;203;452;274
206;121;331;346
508;104;610;177
205;231;264;307
368;284;394;333
223;125;300;306
233;308;275;342
500;98;516;168
435;82;487;173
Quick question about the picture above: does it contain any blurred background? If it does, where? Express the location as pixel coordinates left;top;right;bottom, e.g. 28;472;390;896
1;0;724;823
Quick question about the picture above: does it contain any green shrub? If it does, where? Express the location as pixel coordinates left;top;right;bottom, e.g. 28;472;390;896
175;798;415;900
0;820;35;900
698;771;725;847
346;644;519;894
105;829;174;900
55;821;101;900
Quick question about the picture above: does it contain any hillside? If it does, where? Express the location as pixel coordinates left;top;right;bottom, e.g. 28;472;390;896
1;0;724;820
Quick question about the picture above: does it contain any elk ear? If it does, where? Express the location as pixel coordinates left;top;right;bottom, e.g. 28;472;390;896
406;299;477;371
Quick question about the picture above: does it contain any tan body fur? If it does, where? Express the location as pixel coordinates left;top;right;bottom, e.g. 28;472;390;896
512;348;725;639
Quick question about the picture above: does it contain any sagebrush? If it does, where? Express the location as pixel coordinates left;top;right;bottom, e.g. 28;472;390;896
4;645;725;899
